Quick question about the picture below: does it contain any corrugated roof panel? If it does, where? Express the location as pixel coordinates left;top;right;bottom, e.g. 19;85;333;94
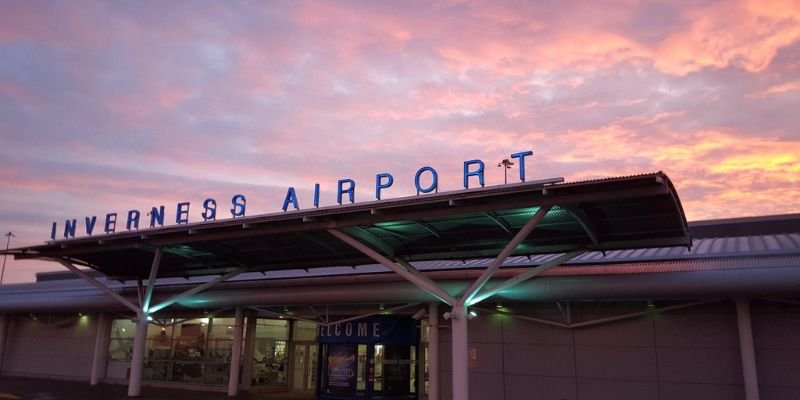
763;235;781;251
738;236;751;252
640;248;658;257
540;256;800;277
694;238;713;254
505;257;529;265
775;234;795;250
752;236;766;252
723;237;737;252
606;249;625;258
709;238;723;253
790;233;800;247
655;247;673;257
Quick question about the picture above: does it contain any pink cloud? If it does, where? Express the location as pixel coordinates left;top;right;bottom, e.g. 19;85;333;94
1;1;800;284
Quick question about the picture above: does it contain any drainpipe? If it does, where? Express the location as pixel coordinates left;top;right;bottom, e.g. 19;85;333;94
736;300;760;400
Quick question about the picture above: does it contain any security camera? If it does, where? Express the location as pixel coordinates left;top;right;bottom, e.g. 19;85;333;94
411;308;427;320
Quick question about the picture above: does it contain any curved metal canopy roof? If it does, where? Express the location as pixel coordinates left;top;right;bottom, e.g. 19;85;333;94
6;172;690;280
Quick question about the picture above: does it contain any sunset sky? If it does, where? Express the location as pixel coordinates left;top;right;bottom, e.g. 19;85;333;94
1;1;799;283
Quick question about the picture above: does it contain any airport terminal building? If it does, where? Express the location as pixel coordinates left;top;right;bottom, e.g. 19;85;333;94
1;172;799;400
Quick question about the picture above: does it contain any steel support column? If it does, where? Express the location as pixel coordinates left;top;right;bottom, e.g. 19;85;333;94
469;250;585;305
328;229;456;305
57;260;139;313
736;300;761;400
147;268;247;314
128;249;163;397
128;310;149;397
428;303;439;400
90;313;111;385
141;249;163;313
228;307;245;396
449;304;469;400
241;311;257;390
0;314;8;371
461;205;552;305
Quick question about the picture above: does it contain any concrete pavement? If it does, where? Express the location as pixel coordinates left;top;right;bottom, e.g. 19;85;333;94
0;376;315;400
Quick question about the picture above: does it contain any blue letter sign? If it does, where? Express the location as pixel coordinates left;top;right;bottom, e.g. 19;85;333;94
231;194;246;217
414;166;438;194
202;198;217;221
126;210;140;230
63;219;77;239
104;213;117;234
375;173;394;200
282;187;299;211
176;202;190;224
149;206;165;228
463;159;485;188
337;179;355;205
46;150;540;240
511;150;533;182
85;216;97;235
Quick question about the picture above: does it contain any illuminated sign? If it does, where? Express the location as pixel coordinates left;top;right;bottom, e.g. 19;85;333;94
49;151;534;240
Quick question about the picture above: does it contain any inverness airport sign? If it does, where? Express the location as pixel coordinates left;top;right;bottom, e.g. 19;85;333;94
50;151;534;240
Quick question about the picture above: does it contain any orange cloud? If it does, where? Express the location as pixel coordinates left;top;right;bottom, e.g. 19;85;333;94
550;124;800;220
656;0;800;75
747;80;800;98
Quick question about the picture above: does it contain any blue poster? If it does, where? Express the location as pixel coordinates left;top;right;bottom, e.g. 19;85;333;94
326;344;357;396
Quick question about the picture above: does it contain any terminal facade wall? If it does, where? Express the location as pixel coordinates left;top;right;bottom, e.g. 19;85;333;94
2;314;96;380
2;300;800;400
438;300;800;400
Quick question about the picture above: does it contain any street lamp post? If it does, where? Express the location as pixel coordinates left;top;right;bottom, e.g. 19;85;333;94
1;231;14;285
497;159;514;184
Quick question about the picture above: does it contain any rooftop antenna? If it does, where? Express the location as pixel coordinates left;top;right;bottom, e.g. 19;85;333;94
1;231;15;284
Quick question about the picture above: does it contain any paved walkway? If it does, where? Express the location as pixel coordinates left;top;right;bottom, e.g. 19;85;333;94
0;376;315;400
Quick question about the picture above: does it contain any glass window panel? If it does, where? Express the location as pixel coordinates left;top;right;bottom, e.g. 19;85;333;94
203;362;230;385
143;361;169;381
293;320;317;341
410;346;417;394
255;319;288;339
147;325;173;361
108;319;136;361
108;338;133;361
207;336;233;362
373;344;383;392
252;338;288;386
251;318;289;386
357;344;367;392
111;319;136;339
146;323;173;338
208;318;235;339
110;315;241;386
309;344;318;390
170;361;204;383
173;319;208;361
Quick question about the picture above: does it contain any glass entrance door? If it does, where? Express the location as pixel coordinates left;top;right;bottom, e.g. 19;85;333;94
292;342;318;391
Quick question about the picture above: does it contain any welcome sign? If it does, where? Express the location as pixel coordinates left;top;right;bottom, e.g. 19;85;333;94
49;151;534;240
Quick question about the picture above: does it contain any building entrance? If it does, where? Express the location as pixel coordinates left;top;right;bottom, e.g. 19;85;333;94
292;342;318;391
317;316;419;400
